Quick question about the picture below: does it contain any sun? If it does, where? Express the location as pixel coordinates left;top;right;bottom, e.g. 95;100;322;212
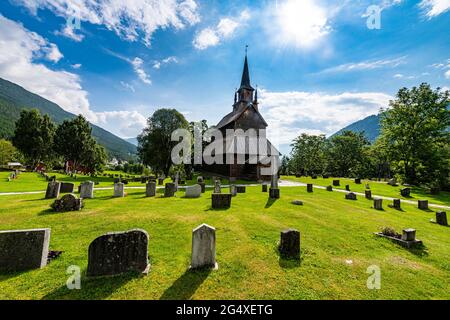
275;0;331;48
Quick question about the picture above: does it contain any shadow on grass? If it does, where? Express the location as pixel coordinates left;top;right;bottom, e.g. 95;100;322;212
273;245;302;269
408;244;429;258
265;197;278;209
160;269;211;300
42;271;138;300
38;208;57;216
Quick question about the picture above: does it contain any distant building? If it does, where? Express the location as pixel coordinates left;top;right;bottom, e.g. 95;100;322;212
203;53;280;181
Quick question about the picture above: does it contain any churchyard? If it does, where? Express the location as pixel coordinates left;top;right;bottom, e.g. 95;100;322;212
0;172;449;300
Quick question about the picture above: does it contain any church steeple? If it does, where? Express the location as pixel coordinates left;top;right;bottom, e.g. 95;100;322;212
238;47;254;103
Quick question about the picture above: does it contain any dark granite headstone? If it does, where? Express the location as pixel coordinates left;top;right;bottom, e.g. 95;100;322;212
269;188;280;199
326;185;333;191
236;186;246;193
345;185;351;191
87;229;149;277
333;180;340;186
393;199;401;209
345;192;357;200
418;200;428;210
158;178;164;185
262;184;268;192
164;183;176;197
436;211;448;226
355;178;362;184
365;190;372;199
199;182;206;193
0;228;50;272
307;184;313;193
212;193;232;209
51;194;83;212
60;182;74;193
279;229;300;259
45;181;61;199
401;229;416;242
401;188;411;197
373;198;383;210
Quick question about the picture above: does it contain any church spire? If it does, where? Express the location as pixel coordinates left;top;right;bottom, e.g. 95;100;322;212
239;46;254;91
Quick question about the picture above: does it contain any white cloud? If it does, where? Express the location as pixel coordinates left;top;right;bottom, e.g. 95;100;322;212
95;110;147;138
0;14;148;139
322;56;407;73
71;63;82;69
131;57;151;85
445;70;450;79
259;89;392;146
0;14;92;119
193;10;250;50
54;25;85;42
15;0;200;46
120;81;135;92
419;0;450;18
153;56;178;69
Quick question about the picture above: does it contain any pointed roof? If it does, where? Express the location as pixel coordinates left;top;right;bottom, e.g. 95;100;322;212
239;54;254;91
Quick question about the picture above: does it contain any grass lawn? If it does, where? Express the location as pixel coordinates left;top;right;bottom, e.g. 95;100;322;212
282;176;450;206
0;174;449;300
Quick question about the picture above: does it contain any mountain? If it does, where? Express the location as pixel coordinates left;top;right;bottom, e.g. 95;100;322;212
126;137;138;146
332;114;381;142
0;77;136;160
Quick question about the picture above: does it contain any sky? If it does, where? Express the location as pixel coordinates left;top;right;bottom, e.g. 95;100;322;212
0;0;449;155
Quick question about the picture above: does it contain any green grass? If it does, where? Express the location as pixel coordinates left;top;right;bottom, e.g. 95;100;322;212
0;174;449;300
282;176;450;206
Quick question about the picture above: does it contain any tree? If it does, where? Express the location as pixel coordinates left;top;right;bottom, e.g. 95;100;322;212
325;131;370;177
0;139;20;165
138;109;189;176
54;115;106;173
12;109;55;166
379;83;450;186
290;134;327;176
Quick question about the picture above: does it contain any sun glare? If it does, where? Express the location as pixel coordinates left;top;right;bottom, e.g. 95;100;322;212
275;0;331;48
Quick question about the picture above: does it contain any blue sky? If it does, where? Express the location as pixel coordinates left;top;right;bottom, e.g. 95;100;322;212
0;0;449;154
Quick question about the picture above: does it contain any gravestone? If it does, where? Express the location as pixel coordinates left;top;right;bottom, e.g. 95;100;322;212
291;200;303;206
212;193;232;209
146;181;157;197
270;175;280;199
164;183;177;197
158;178;164;185
214;180;221;194
322;174;329;179
45;181;61;199
80;181;94;199
365;190;372;199
114;183;125;198
333;180;340;186
311;175;317;180
199;182;206;193
345;185;351;191
51;194;83;212
236;186;246;193
436;211;448;226
345;192;357;200
185;184;202;198
191;224;217;270
279;229;300;259
365;183;370;189
197;176;204;183
326;185;333;192
418;200;428;210
373;198;383;210
87;229;149;277
307;184;313;193
401;188;411;197
355;178;361;184
262;184;268;192
388;178;397;186
0;228;50;272
230;185;237;197
401;229;416;242
60;182;74;193
393;199;401;210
